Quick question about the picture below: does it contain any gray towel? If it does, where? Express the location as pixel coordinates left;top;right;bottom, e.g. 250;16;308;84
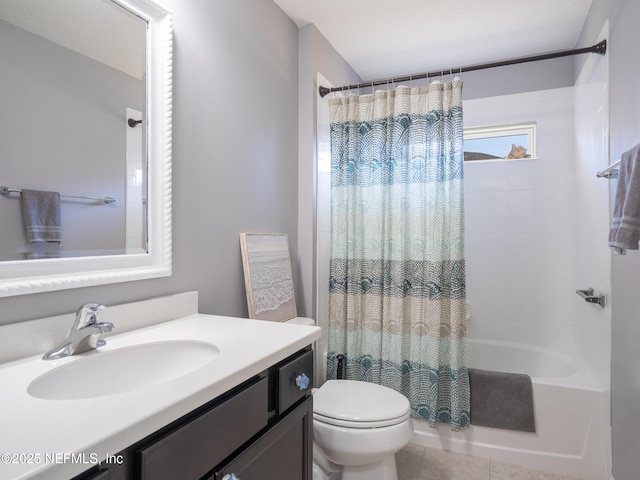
21;189;62;244
609;144;640;254
468;368;535;432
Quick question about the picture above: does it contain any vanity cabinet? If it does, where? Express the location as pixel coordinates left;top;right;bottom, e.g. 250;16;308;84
212;397;312;480
76;469;111;480
72;348;313;480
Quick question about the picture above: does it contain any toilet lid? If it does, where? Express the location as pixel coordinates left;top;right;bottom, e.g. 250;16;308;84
313;380;410;428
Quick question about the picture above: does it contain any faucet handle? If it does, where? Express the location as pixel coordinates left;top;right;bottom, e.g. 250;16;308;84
74;302;106;329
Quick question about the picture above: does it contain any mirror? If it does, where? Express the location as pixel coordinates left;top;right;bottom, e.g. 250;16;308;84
0;0;172;296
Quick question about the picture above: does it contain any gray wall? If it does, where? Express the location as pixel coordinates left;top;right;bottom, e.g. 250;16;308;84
0;0;301;324
578;1;640;478
323;54;576;101
296;24;361;319
0;19;143;259
461;56;575;100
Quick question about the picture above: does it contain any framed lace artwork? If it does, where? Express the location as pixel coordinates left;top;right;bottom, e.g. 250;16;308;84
240;233;297;321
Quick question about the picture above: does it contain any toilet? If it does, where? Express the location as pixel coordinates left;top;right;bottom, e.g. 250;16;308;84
285;317;414;480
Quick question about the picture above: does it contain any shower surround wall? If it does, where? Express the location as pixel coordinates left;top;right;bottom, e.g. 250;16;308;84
572;25;611;395
462;79;611;478
464;88;577;352
464;85;611;392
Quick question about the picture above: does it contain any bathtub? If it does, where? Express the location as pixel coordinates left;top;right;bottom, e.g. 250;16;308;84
411;339;609;480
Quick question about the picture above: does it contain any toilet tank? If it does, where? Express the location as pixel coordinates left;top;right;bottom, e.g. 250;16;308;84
284;317;316;327
284;317;323;387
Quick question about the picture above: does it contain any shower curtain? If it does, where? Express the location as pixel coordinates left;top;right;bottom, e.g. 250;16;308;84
327;79;469;431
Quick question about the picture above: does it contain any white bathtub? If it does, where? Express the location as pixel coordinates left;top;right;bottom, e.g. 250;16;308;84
412;339;609;480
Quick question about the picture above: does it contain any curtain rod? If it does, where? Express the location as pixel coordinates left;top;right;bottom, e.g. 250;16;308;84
319;40;607;98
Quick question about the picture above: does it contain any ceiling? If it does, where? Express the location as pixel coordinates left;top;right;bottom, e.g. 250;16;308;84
273;0;594;82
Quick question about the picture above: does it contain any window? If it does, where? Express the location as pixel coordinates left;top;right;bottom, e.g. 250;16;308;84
463;122;537;162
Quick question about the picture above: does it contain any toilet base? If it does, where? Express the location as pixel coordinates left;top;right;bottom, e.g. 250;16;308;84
312;456;398;480
341;455;398;480
312;461;340;480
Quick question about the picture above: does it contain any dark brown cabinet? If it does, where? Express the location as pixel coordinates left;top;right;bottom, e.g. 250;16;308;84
213;396;312;480
72;347;313;480
138;377;270;480
77;468;111;480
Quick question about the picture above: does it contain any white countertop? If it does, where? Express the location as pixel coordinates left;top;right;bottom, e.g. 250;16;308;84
0;314;320;480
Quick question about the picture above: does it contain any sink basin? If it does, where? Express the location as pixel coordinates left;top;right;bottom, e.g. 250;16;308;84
28;340;220;400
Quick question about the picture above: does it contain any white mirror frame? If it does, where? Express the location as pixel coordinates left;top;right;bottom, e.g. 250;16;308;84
0;0;172;297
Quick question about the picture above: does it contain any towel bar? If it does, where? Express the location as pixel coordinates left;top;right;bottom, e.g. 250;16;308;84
576;288;605;308
596;159;621;179
0;186;115;204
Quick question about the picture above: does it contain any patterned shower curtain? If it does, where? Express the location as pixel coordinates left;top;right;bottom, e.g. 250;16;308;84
327;79;469;431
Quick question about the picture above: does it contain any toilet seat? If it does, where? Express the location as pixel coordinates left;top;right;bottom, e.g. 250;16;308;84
313;380;411;428
313;410;411;428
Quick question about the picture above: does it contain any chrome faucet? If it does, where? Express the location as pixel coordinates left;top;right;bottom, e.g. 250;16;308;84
43;303;114;360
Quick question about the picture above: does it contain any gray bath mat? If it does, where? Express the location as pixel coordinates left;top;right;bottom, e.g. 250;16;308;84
468;368;535;432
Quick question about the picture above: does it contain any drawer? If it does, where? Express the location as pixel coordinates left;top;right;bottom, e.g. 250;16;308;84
211;396;313;480
72;467;111;480
275;349;313;413
84;469;110;480
138;377;268;480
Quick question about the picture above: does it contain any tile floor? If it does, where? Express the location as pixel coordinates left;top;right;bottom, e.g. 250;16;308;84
396;444;585;480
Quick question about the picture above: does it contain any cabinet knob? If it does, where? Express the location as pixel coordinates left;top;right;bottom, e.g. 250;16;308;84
221;474;239;480
295;373;310;390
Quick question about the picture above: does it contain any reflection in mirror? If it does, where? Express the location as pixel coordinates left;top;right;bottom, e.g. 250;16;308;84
0;0;172;296
0;0;147;260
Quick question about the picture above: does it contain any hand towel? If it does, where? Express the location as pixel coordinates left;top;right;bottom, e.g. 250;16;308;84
21;189;62;244
609;144;640;254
